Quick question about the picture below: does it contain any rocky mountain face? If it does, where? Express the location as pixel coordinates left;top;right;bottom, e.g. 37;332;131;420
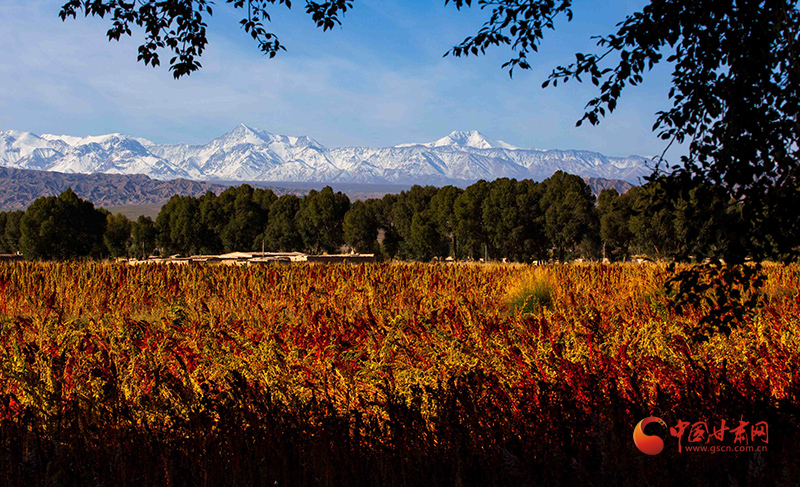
582;177;634;195
0;167;228;209
1;125;654;185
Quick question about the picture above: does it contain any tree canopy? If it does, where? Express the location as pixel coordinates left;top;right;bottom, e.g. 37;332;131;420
19;188;107;260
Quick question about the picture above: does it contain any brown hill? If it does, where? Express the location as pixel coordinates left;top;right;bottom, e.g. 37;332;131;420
583;177;634;196
0;167;292;209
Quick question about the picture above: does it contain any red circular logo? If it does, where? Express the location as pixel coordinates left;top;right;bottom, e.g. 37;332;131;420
634;417;667;455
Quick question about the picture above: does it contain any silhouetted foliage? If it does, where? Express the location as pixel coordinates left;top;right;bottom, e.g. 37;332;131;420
59;0;353;78
665;260;766;341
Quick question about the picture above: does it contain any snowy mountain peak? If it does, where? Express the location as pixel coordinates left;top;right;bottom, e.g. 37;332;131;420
214;124;326;151
435;130;498;149
397;130;519;150
218;123;272;146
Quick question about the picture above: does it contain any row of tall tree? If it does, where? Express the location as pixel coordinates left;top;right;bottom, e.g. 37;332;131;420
148;172;601;262
0;189;155;260
1;172;796;262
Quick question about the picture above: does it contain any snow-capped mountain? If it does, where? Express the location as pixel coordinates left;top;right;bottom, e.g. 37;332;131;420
0;130;188;179
395;130;519;150
0;125;654;185
146;124;334;181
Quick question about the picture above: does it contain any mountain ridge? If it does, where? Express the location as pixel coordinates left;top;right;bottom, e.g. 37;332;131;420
0;166;264;209
1;125;655;185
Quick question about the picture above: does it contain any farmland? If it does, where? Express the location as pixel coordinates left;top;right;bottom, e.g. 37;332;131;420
0;262;799;486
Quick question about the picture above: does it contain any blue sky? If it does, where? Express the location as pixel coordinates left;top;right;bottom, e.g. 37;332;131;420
0;0;683;160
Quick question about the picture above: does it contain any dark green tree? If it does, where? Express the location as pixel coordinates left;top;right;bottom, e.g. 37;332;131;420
296;187;350;254
667;177;747;262
155;195;209;256
540;171;597;262
130;215;157;259
217;185;275;252
104;212;133;258
598;189;633;262
20;188;107;260
748;181;800;260
400;186;443;259
428;185;463;257
409;211;449;261
483;178;547;262
261;194;303;252
627;183;679;260
0;210;24;254
622;178;749;262
375;194;402;259
343;200;379;254
515;179;548;262
388;185;439;259
453;180;489;260
198;191;225;254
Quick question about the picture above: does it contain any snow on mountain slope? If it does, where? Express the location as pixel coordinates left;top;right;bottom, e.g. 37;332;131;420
396;130;519;150
0;125;654;185
1;130;186;179
147;124;334;181
0;130;66;169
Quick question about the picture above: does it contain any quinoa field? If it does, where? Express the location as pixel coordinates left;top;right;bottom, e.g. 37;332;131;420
0;262;799;486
